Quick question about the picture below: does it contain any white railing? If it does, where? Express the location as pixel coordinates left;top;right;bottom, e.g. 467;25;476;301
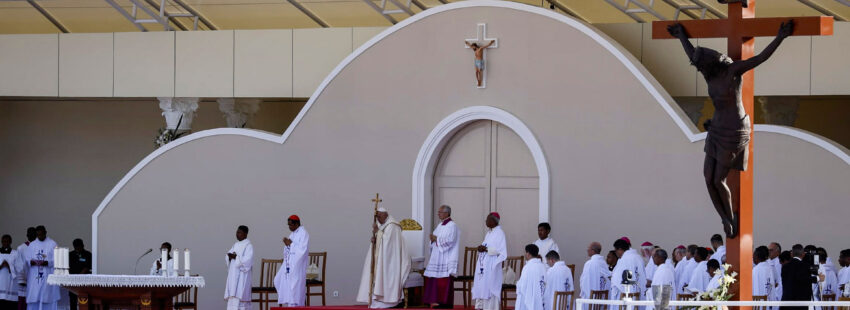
576;298;850;310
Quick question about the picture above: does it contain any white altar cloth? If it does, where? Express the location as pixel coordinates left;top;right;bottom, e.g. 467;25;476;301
47;275;205;288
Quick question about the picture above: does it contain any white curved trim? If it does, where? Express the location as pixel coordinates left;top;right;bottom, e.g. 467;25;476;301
755;124;850;165
411;106;550;241
90;0;850;273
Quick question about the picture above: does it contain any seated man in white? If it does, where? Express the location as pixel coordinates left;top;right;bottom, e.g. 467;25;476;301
544;250;573;310
648;249;675;310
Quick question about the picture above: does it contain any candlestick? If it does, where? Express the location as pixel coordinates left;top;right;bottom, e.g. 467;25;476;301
172;249;180;276
184;249;190;273
53;247;59;274
160;249;167;276
63;248;69;272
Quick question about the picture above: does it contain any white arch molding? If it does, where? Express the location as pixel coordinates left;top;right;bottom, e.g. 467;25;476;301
411;106;550;251
89;0;850;273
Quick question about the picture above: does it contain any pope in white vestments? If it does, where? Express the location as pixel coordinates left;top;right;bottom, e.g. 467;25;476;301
544;251;573;310
25;227;59;310
580;242;611;310
610;238;646;300
516;246;548;310
357;209;411;308
472;213;507;310
424;205;460;307
275;215;310;307
648;250;675;310
533;223;560;258
225;226;253;310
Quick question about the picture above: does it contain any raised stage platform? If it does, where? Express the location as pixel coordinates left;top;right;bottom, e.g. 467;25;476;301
272;306;469;310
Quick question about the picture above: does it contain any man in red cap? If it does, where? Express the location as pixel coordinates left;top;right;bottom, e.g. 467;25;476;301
274;215;310;307
471;212;507;310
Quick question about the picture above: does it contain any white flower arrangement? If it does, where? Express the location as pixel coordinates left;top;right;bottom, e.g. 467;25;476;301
689;263;738;310
154;115;189;149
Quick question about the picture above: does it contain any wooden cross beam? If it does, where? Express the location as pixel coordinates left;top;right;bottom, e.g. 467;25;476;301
652;0;832;306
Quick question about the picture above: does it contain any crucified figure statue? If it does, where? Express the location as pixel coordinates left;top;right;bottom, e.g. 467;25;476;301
465;40;495;87
667;20;794;238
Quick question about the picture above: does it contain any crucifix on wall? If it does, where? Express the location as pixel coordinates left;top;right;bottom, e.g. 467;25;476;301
652;0;832;305
465;23;498;88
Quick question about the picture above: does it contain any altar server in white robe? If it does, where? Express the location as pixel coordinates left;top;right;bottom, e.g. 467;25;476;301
648;250;675;310
544;250;573;310
1;235;21;306
472;213;507;310
677;246;697;295
517;245;548;310
357;208;411;308
818;253;839;296
704;260;723;293
275;215;310;307
225;226;253;310
610;238;646;300
533;223;560;259
424;205;460;308
838;250;850;293
686;248;710;294
25;226;59;310
149;242;176;276
753;247;775;299
580;242;611;310
672;246;688;295
710;235;726;264
768;242;783;304
17;227;36;306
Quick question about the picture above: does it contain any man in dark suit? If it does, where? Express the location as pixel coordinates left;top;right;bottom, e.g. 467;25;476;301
782;244;813;310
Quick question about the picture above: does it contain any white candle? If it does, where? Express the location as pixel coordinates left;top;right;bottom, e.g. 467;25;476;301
184;249;190;271
53;247;59;272
161;249;167;275
64;248;69;270
60;248;67;270
172;249;180;274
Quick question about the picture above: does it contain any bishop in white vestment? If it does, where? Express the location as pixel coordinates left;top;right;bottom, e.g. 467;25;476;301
517;245;548;310
544;250;573;310
275;215;310;307
610;238;646;300
25;226;59;310
471;213;507;310
357;209;411;308
424;205;460;308
533;223;560;258
648;250;675;310
580;242;611;310
225;226;253;310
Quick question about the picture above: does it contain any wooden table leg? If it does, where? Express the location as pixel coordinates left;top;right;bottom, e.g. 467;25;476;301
163;295;174;310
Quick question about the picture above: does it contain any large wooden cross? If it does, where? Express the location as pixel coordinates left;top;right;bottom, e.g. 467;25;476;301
652;0;832;305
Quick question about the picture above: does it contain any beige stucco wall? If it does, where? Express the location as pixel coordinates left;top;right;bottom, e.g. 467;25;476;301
48;2;850;309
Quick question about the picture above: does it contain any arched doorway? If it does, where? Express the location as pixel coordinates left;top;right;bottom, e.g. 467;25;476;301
432;120;539;254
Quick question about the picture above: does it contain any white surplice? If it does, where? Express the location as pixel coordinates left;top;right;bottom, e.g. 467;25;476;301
471;226;507;310
0;249;19;301
710;246;726;264
768;257;782;304
673;259;689;295
686;261;710;294
545;261;573;310
648;263;675;310
705;272;723;293
838;266;850;289
224;238;253;309
24;237;59;308
275;226;310;306
580;254;611;310
820;263;840;295
517;258;548;310
753;261;774;298
357;217;411;308
424;218;459;278
16;242;29;298
534;238;560;258
610;249;647;300
645;260;657;284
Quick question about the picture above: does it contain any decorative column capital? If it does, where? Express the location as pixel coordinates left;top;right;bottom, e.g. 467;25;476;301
217;98;261;128
158;97;199;131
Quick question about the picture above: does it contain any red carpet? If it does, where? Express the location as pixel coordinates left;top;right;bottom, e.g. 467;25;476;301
272;306;471;310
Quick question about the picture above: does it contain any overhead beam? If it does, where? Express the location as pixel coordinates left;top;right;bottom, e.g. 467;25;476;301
171;0;220;30
285;0;330;28
545;0;590;23
797;0;848;22
103;0;149;32
143;0;190;30
603;0;646;22
361;0;399;24
26;0;71;33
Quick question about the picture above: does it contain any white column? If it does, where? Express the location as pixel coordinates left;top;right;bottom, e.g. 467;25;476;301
158;97;200;132
217;98;261;128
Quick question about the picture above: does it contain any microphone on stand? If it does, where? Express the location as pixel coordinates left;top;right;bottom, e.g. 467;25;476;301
133;248;154;275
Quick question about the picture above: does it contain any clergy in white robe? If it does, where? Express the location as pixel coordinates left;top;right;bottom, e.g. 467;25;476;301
424;205;460;308
710;235;726;264
533;223;560;258
225;226;253;310
517;245;548;310
149;242;176;277
471;213;507;310
580;242;611;310
544;250;573;310
641;243;656;281
610;238;646;300
275;215;310;307
25;226;59;310
1;235;20;304
768;243;783;304
648;250;675;310
686;248;711;294
838;249;850;293
357;209;411;308
705;268;723;293
17;227;36;304
672;246;689;295
753;247;774;299
819;260;839;296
